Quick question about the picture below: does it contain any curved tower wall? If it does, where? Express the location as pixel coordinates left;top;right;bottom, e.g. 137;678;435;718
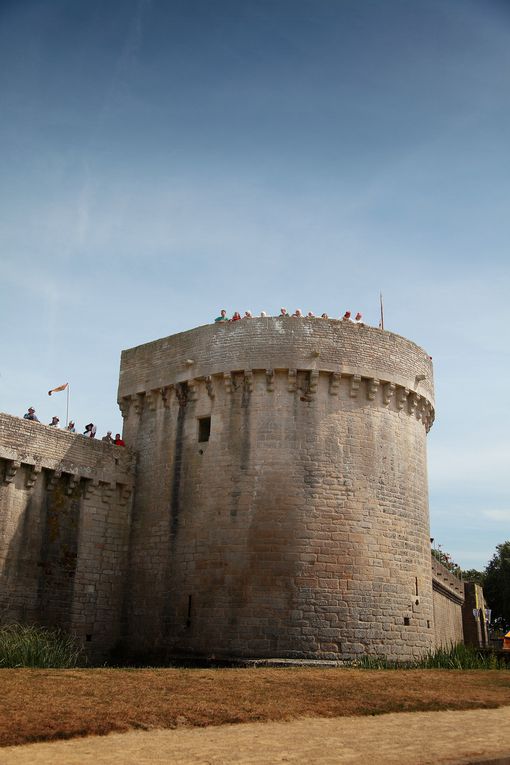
118;318;435;661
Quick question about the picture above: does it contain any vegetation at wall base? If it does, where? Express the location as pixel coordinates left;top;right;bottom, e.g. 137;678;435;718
354;644;508;670
0;624;83;668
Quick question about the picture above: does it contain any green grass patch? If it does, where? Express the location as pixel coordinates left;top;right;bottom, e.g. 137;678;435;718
0;624;83;668
354;644;508;670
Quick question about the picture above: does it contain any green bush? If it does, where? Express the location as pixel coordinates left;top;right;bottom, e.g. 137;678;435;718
0;624;83;668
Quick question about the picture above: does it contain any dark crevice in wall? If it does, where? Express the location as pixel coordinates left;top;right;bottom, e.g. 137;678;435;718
170;383;187;541
36;481;80;631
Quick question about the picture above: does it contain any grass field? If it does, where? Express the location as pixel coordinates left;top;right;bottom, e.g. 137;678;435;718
2;668;510;747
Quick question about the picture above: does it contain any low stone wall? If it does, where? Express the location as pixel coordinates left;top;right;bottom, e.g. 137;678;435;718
0;413;134;659
431;556;464;649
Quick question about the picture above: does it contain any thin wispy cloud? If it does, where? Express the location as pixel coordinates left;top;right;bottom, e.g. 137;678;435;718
1;0;509;568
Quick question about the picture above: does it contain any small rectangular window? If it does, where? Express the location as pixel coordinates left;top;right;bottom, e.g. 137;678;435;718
404;617;411;626
198;417;211;443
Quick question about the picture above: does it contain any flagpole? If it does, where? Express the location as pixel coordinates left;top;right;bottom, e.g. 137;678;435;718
379;291;385;330
66;385;70;428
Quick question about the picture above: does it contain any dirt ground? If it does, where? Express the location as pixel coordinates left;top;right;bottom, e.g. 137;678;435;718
1;707;510;764
0;668;510;752
2;668;510;747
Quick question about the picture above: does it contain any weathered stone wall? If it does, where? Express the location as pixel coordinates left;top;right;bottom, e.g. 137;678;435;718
119;318;436;662
431;556;464;648
0;413;134;659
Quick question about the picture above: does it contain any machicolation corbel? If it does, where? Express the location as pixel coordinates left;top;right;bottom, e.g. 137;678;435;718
66;474;80;495
4;460;21;484
161;386;173;408
350;375;361;398
26;464;41;489
383;382;396;406
308;370;319;396
288;369;297;392
119;397;131;419
47;469;62;491
187;380;199;401
367;378;380;401
204;376;215;399
329;372;341;395
397;387;409;410
146;390;159;411
244;370;254;393
223;372;233;394
132;393;144;416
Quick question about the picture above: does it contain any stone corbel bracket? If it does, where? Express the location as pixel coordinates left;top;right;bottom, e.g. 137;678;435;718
119;484;133;506
187;379;199;402
26;464;42;489
66;474;81;496
329;372;341;396
350;375;361;398
102;482;115;504
223;372;233;395
145;390;159;411
4;460;21;484
383;382;396;406
244;370;254;394
47;469;63;491
367;378;380;401
204;376;215;399
308;370;319;396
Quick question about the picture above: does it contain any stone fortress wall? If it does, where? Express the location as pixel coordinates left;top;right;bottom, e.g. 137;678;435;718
0;413;134;657
118;318;437;662
0;318;477;661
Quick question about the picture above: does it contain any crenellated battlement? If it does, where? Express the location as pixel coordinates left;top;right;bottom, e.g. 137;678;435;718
0;412;134;495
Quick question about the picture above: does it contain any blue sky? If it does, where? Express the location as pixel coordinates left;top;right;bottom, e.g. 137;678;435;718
1;0;509;569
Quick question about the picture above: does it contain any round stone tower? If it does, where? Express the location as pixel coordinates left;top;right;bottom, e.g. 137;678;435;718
118;318;435;662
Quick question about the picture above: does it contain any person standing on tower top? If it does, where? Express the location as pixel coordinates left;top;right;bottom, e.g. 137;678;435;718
342;311;354;322
215;309;229;322
23;407;39;422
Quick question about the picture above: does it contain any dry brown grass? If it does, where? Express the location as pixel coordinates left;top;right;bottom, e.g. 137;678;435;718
1;668;510;747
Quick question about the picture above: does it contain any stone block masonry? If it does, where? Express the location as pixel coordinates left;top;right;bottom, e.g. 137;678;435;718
0;413;134;660
1;318;472;662
119;318;437;662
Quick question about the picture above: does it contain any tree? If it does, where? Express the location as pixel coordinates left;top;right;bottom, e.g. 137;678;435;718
461;569;485;586
483;541;510;631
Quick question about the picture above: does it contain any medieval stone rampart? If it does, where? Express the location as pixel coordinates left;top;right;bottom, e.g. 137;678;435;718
0;413;134;657
119;318;436;662
431;556;464;648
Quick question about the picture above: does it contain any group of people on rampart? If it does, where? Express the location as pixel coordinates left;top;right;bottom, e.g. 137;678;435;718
22;408;125;445
215;308;365;323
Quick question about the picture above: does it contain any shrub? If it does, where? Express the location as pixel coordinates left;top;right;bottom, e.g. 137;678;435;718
0;624;83;668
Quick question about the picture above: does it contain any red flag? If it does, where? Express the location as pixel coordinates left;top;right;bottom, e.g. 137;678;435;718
48;383;68;396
